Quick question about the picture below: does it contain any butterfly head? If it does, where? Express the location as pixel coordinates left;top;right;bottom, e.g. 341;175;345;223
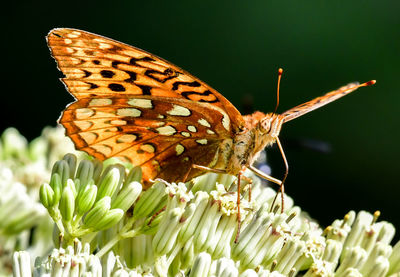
258;113;284;138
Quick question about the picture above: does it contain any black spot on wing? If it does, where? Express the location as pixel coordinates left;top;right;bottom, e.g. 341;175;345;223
137;84;152;95
172;81;201;91
108;83;126;92
100;70;115;78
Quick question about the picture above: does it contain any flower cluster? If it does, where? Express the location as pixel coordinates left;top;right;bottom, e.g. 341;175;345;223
3;127;400;276
11;152;400;276
0;127;76;276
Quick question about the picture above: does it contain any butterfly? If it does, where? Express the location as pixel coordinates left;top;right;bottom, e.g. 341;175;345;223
47;28;375;210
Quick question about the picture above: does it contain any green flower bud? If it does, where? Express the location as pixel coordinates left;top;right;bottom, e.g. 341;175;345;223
335;246;367;275
180;237;195;270
125;166;142;184
189;252;211;277
51;160;70;186
153;207;185;256
28;137;47;161
49;173;62;206
133;181;166;219
39;183;54;209
388;240;400;275
84;196;111;228
75;159;95;187
321;239;343;266
12;251;32;277
214;258;238;277
4;209;44;235
59;186;75;222
274;238;306;275
96;168;121;200
92;159;103;183
65;178;77;198
360;242;392;274
76;183;97;216
1;128;27;158
94;209;124;231
141;211;164;235
178;191;209;243
63;153;77;179
111;181;142;212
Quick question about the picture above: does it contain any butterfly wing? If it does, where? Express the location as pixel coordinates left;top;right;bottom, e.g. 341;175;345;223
47;28;242;184
280;82;363;123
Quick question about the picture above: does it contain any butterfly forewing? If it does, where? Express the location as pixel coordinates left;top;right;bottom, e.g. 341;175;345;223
280;82;361;123
47;28;244;184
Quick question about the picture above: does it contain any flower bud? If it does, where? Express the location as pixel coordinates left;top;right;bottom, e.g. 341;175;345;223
75;159;95;187
49;173;62;206
12;251;31;277
189;252;211;277
153;207;185;255
94;209;124;231
84;196;111;228
133;181;166;219
59;186;75;222
125;166;142;184
96;167;121;200
111;181;142;212
51;160;70;186
63;153;77;179
39;183;54;209
76;183;97;216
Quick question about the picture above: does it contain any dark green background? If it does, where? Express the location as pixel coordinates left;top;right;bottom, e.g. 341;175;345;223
3;1;399;235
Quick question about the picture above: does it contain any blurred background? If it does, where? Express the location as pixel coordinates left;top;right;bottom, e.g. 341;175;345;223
2;1;399;236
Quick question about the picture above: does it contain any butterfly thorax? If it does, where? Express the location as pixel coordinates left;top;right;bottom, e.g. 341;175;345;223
224;112;284;175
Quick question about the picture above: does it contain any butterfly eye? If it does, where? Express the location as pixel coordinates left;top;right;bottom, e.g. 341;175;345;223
260;118;272;133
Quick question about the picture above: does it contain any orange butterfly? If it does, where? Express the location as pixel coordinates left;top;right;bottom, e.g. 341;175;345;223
47;28;375;212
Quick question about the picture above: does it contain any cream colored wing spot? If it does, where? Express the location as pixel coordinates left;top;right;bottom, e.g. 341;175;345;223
196;139;208;145
92;144;112;156
198;118;211;128
117;108;141;117
156;125;177;136
74;121;93;131
181;132;191;137
89;98;112;106
128;99;153;109
67;32;80;38
66;47;74;54
140;144;155;153
64;38;72;44
75;108;95;119
187;125;197;132
116;134;137;143
157;114;165;119
175;144;185;156
166;104;191;116
222;114;230;131
79;132;98;144
110;119;127;126
206;129;215;135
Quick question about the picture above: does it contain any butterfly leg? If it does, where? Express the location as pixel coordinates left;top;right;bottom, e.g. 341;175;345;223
191;164;227;174
234;170;244;243
249;137;288;212
239;174;253;202
269;137;289;213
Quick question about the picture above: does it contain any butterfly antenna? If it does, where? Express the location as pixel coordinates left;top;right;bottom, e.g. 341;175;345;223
360;80;377;87
273;68;283;114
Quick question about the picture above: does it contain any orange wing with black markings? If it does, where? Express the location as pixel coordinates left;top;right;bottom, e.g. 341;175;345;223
47;28;243;184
